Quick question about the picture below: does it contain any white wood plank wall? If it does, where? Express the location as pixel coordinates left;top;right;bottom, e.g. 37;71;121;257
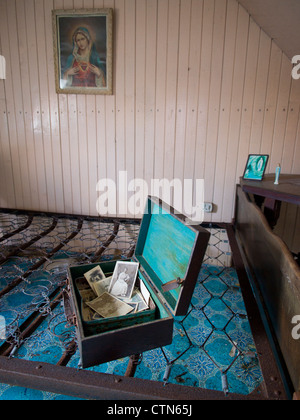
0;0;299;222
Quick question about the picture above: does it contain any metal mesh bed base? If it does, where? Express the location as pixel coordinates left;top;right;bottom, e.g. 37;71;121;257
0;209;287;400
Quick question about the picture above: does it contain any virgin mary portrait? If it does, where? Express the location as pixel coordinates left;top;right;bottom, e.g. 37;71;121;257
62;27;106;88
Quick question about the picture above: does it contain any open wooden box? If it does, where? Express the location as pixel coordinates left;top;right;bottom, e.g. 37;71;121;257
65;197;210;368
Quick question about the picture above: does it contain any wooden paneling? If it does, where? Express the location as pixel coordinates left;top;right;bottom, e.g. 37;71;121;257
274;202;300;255
235;185;300;393
0;0;299;221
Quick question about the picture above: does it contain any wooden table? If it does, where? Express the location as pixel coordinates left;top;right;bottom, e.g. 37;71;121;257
240;174;300;228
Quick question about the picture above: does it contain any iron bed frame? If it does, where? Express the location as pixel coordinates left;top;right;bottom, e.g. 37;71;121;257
0;208;287;400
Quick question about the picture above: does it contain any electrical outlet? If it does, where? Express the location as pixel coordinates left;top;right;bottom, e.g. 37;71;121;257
203;202;213;213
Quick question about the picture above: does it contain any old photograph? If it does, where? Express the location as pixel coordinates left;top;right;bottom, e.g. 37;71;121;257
87;292;133;318
93;275;111;297
84;265;106;294
130;289;148;312
109;261;139;300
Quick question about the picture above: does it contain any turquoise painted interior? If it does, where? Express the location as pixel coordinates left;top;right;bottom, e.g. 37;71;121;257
138;270;170;319
135;201;197;313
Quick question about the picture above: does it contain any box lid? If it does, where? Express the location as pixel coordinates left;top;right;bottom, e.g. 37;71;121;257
134;196;210;317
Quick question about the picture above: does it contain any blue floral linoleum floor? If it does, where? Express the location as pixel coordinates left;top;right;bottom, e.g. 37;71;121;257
0;266;263;400
0;226;263;400
69;264;262;396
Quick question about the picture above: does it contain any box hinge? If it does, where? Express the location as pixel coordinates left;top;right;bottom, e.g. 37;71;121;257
162;277;185;293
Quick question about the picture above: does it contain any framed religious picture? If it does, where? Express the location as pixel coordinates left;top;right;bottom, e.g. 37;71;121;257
243;154;269;181
52;9;113;95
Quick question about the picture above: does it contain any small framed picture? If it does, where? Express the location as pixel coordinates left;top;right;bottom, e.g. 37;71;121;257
243;154;269;181
109;261;139;301
52;8;113;95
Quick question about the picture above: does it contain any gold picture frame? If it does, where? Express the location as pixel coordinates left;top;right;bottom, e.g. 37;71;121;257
52;8;113;95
